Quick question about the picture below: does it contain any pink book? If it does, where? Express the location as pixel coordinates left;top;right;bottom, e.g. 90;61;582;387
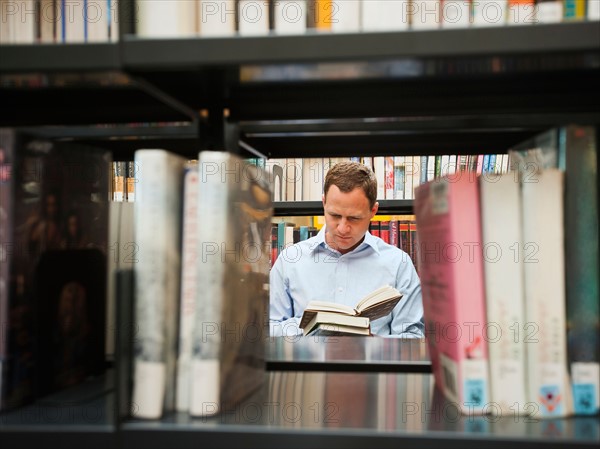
476;154;484;175
414;173;489;414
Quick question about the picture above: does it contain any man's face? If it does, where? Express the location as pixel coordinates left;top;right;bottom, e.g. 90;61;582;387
323;185;378;255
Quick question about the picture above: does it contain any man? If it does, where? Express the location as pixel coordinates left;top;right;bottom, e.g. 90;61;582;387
270;161;424;338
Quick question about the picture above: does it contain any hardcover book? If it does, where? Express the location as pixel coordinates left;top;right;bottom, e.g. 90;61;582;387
521;168;573;418
299;285;403;330
302;311;371;337
175;161;199;413
34;249;106;398
563;126;599;415
510;125;598;415
131;149;187;419
0;128;110;411
479;172;528;415
190;152;272;417
414;174;490;414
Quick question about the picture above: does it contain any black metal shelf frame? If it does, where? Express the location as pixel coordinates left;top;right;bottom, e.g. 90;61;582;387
1;20;600;449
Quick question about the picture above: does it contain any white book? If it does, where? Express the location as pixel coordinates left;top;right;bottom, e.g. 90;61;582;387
285;158;296;201
330;0;360;32
132;149;186;419
393;156;405;200
267;158;286;202
293;158;304;201
110;0;119;41
521;169;573;417
199;0;236;36
274;0;307;34
190;152;271;416
480;173;528;415
373;156;385;200
13;0;36;43
442;0;472;28
0;0;10;43
175;162;199;412
473;0;507;27
447;155;457;175
137;0;196;37
410;0;441;29
302;157;323;201
440;154;450;176
427;155;436;181
404;155;418;200
39;0;57;42
589;0;600;20
536;0;563;23
87;0;111;42
238;0;270;35
361;0;409;31
64;0;86;42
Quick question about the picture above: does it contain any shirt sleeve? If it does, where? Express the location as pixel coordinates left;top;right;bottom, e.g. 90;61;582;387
390;257;425;338
269;255;302;337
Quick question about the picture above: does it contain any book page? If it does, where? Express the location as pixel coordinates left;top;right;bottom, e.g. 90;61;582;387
304;301;356;315
355;285;401;311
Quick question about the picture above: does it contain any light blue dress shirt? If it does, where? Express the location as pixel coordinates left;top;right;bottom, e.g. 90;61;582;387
270;227;424;338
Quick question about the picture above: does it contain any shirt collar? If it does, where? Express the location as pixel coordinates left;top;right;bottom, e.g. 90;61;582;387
311;226;380;255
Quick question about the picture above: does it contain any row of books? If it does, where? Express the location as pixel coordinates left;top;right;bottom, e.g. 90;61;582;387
270;216;418;268
131;0;600;39
263;153;511;202
414;125;599;418
115;153;510;204
0;0;120;44
2;1;598;44
130;150;273;420
111;160;136;202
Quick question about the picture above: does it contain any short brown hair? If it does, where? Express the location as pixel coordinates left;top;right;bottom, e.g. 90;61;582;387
324;161;378;208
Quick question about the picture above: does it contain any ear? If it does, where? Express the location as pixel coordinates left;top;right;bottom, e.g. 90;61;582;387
370;201;379;219
322;193;326;207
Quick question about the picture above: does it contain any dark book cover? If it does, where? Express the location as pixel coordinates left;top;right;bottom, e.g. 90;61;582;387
34;249;106;398
0;128;110;411
369;220;380;238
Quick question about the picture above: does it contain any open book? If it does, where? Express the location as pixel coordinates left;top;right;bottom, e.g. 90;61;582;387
299;285;404;334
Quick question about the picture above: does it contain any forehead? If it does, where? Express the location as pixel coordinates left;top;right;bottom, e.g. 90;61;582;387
324;186;371;215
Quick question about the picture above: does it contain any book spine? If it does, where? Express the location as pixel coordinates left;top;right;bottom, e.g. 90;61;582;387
132;150;185;419
126;161;136;202
0;129;15;411
536;0;563;23
414;176;490;414
175;163;199;413
385;156;395;200
238;0;270;36
274;0;307;35
473;0;508;27
507;0;536;24
199;0;236;36
564;126;599;415
361;0;410;32
330;0;360;32
190;151;233;417
522;169;572;417
480;173;529;415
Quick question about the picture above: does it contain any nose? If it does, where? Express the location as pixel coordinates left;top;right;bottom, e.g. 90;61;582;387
338;218;351;233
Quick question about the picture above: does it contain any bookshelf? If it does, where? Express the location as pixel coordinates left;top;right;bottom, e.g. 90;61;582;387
1;16;599;449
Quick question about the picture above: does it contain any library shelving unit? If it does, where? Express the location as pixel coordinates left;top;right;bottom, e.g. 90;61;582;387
1;16;599;449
